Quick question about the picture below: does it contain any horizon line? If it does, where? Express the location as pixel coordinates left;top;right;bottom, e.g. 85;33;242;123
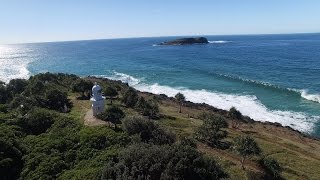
3;32;320;45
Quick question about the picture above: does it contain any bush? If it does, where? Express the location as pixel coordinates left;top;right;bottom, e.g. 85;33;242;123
97;106;125;128
0;83;8;104
196;114;228;147
45;89;71;112
121;87;138;108
101;143;227;180
229;107;243;128
104;86;118;104
17;108;57;135
135;97;159;119
0;124;24;180
122;116;175;145
7;79;28;98
259;157;282;179
72;79;93;99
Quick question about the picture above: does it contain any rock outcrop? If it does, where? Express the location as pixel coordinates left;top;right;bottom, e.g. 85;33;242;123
159;37;209;45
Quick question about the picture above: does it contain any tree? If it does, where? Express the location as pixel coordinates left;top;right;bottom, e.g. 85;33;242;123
233;135;261;169
72;79;93;99
229;107;242;128
97;106;125;129
122;116;175;145
135;97;159;119
104;86;118;104
175;92;185;113
121;87;138;108
196;114;228;147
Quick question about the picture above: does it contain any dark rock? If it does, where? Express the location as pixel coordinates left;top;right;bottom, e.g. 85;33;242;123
159;37;209;45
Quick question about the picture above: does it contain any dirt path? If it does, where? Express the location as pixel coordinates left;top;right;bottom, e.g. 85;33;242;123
84;109;109;126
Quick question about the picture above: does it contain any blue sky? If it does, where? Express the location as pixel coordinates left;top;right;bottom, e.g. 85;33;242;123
1;0;320;43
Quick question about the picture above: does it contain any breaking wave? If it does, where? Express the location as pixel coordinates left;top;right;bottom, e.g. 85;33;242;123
98;71;319;133
215;73;320;104
208;40;231;44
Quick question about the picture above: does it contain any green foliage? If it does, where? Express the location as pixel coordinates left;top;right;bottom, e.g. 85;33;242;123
72;79;93;99
121;87;138;108
135;97;160;119
17;108;57;135
233;135;261;169
97;106;125;127
229;107;242;120
196;114;228;147
78;126;129;150
101;143;227;180
45;89;71;112
122;116;175;145
0;82;8;104
259;157;282;179
0;104;8;113
21;116;128;180
175;92;185;113
104;86;118;104
7;79;28;98
0;124;24;180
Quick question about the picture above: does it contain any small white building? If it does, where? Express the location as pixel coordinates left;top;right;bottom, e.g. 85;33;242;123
90;83;105;116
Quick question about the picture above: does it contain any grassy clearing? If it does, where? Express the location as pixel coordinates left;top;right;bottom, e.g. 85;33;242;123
72;90;320;180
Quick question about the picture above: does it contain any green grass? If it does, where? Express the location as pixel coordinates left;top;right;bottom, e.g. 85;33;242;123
72;90;320;180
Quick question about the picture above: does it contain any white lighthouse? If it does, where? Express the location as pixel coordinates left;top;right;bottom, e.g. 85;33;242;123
90;83;105;116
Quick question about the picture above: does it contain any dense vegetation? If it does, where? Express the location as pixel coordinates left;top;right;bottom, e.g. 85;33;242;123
1;73;319;180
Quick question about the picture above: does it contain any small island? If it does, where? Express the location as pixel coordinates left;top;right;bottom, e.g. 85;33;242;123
158;37;209;45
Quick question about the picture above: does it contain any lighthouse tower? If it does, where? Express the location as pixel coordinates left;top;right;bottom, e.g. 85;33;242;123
90;83;105;116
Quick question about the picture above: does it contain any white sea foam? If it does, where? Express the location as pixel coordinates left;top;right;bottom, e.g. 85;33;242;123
105;71;319;133
300;90;320;103
208;40;230;44
0;46;32;83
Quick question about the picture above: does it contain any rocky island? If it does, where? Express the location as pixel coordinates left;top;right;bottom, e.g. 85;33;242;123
159;37;209;45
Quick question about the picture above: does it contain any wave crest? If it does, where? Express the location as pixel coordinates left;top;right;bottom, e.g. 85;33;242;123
100;71;319;133
301;90;320;103
208;40;230;44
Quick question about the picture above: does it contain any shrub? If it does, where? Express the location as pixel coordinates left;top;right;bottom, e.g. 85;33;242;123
6;79;28;97
72;79;93;99
229;107;242;128
45;89;71;112
135;97;159;119
0;83;8;104
121;87;138;108
101;143;227;180
259;157;282;179
104;86;118;104
122;116;175;145
97;106;125;128
196;114;228;147
0;124;24;180
17;108;57;135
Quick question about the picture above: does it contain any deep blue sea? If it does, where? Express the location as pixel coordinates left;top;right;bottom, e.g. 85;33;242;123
1;34;320;136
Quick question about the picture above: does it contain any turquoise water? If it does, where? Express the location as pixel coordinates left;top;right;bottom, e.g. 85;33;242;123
1;34;320;136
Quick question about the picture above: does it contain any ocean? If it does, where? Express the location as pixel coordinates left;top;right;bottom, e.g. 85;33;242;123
1;33;320;136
